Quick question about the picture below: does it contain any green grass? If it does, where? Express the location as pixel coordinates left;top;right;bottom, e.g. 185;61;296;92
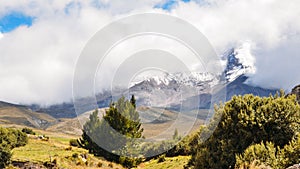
11;130;124;169
12;137;85;163
9;127;191;169
137;156;191;169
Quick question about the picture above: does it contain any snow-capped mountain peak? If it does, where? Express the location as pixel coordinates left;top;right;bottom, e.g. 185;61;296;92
223;42;256;82
130;71;218;90
129;42;256;92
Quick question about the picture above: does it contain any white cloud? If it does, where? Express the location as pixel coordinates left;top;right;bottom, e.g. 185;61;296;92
0;0;166;105
0;0;299;105
171;0;300;90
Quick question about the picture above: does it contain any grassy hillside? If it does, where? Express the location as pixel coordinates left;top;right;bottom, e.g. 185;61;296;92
0;101;57;129
6;126;191;169
9;127;124;169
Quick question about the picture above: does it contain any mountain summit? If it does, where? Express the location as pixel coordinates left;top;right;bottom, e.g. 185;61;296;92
223;42;256;82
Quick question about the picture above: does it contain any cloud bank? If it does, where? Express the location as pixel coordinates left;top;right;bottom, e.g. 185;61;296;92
0;0;299;105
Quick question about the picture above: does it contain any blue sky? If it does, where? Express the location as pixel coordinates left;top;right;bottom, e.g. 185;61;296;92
0;12;34;33
0;0;193;33
155;0;190;10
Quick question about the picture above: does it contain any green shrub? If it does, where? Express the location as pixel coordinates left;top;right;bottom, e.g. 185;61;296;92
236;134;300;169
191;93;300;169
97;162;103;167
236;142;278;168
119;156;143;168
279;133;300;167
0;145;12;168
69;139;79;147
157;154;166;163
166;128;203;157
72;153;79;158
0;127;28;168
21;127;36;135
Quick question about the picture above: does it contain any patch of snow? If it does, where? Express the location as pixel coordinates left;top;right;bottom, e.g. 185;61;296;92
234;42;256;74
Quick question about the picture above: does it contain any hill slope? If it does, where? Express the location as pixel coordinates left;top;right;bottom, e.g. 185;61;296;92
0;101;57;129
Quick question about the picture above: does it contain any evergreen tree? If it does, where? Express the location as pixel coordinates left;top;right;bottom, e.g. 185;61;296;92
130;95;136;108
79;95;144;167
78;109;100;153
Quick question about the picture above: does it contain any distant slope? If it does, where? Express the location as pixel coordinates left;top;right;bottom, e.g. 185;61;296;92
224;75;278;100
0;101;57;129
46;108;106;135
47;107;205;138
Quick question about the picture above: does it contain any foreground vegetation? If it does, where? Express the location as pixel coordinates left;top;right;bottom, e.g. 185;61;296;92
78;93;299;169
190;92;300;169
10;129;124;168
0;127;28;168
1;92;299;169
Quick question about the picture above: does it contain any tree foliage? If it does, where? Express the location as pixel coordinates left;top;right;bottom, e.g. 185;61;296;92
191;93;300;169
236;133;300;169
22;127;36;135
78;95;144;168
0;127;28;168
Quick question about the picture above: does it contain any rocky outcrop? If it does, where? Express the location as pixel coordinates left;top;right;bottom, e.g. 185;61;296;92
291;85;300;104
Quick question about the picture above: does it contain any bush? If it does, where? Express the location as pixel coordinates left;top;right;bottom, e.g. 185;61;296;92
279;133;300;167
235;142;278;168
97;162;103;167
0;127;28;168
141;140;175;160
69;139;79;147
65;146;72;151
236;133;300;169
166;129;203;157
157;154;166;163
0;145;12;168
21;127;36;135
191;93;300;169
119;156;143;168
72;153;79;158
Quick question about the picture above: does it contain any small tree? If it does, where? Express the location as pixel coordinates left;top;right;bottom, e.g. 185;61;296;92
130;95;136;108
78;96;144;168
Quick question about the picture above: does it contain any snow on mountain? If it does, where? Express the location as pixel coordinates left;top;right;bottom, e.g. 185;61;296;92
223;42;256;82
130;42;256;90
130;71;219;93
